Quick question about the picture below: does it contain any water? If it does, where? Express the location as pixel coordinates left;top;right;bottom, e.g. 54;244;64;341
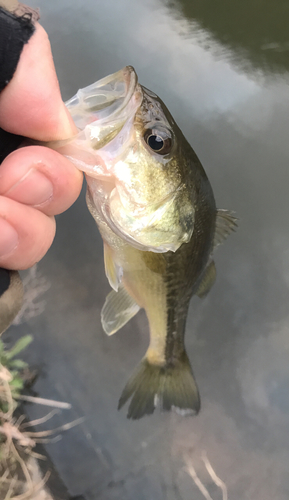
9;1;289;498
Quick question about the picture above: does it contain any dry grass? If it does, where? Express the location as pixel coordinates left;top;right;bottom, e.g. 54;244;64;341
0;354;48;500
0;336;83;499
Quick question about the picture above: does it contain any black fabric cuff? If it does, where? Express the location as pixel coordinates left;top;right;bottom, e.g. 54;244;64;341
0;126;24;163
0;6;35;92
0;268;10;296
0;7;35;165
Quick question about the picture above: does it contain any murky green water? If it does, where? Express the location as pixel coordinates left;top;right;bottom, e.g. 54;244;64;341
13;1;289;498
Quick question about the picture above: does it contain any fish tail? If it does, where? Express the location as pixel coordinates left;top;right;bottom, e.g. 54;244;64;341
118;351;200;419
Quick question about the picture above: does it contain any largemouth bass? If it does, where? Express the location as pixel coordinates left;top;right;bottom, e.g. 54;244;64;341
55;66;237;419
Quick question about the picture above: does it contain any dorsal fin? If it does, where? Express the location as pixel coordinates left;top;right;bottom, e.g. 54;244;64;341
214;209;238;250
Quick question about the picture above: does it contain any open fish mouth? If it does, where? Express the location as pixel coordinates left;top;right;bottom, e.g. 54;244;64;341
48;66;143;178
65;66;142;152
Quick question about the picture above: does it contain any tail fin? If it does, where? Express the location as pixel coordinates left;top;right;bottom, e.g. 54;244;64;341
118;351;200;419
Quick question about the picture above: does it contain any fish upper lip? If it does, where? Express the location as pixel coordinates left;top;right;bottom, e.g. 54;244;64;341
65;66;142;136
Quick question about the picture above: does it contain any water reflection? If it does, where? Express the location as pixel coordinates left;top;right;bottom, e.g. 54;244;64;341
176;0;289;74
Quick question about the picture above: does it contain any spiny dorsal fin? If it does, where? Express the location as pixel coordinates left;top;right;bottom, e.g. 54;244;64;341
196;260;216;298
214;209;238;250
103;243;123;292
101;285;140;336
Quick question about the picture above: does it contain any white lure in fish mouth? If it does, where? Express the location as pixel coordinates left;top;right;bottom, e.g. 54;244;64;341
52;66;195;253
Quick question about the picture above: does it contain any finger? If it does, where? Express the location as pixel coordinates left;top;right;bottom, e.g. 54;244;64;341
0;196;56;270
0;146;83;216
0;23;77;141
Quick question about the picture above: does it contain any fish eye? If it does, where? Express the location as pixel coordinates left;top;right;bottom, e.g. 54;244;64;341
144;128;172;155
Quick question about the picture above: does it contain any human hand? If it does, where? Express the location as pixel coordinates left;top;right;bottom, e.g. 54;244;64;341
0;23;83;270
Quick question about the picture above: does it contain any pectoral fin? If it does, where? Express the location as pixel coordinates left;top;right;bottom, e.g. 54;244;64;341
196;260;216;298
101;285;140;336
104;243;123;292
214;209;238;250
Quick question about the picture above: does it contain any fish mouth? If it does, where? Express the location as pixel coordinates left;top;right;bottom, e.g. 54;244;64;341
66;65;138;120
50;66;143;179
47;66;142;177
65;66;142;152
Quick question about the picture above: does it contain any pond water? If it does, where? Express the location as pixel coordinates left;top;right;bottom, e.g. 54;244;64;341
11;0;289;498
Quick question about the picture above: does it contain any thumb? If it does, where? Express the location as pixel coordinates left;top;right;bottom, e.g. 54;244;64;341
0;23;77;141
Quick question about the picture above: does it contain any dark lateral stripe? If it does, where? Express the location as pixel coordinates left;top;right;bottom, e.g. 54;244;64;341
164;287;190;366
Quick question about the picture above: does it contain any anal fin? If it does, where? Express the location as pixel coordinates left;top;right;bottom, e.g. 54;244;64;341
196;260;216;298
101;285;140;336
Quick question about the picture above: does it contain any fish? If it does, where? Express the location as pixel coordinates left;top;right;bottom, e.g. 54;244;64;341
54;66;237;419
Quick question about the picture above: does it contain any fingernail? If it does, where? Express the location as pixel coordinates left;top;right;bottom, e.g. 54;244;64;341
0;219;18;258
6;168;53;206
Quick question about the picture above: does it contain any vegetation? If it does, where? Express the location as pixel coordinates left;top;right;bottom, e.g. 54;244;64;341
0;335;49;500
